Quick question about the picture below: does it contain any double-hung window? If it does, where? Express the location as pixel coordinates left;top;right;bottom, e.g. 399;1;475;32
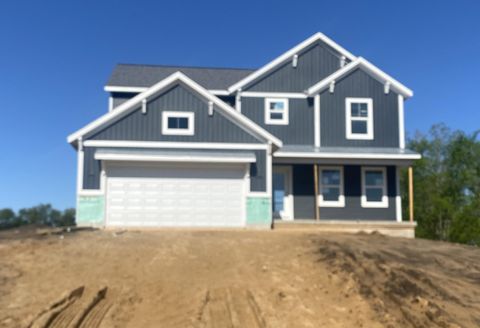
361;167;388;208
318;167;345;207
162;111;194;135
265;98;289;125
345;98;373;140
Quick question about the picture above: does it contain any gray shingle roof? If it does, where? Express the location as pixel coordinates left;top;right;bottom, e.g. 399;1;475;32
106;64;255;90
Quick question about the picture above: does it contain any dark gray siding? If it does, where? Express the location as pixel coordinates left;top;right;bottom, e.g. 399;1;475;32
320;69;400;148
83;147;267;192
288;164;397;220
250;150;267;192
293;165;316;219
112;92;137;108
83;147;101;189
241;97;314;145
87;83;261;144
245;41;346;92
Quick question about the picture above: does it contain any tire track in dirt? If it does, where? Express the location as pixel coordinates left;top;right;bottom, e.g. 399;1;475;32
27;286;113;328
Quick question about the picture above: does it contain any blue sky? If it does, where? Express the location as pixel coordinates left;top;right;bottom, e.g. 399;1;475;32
0;0;479;210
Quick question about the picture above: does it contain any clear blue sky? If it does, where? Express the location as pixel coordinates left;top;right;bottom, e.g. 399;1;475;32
0;0;479;210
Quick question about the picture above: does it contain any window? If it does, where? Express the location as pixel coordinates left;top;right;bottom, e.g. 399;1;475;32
318;167;345;207
345;98;373;140
162;111;194;135
361;167;388;208
265;98;289;125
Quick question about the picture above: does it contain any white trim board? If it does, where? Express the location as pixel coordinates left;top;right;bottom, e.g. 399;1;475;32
274;152;421;160
83;140;269;150
161;111;195;136
241;91;307;99
104;85;229;96
227;32;356;94
307;57;413;98
94;153;256;163
68;72;282;147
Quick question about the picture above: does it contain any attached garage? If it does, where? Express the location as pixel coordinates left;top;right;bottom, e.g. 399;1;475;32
97;149;256;227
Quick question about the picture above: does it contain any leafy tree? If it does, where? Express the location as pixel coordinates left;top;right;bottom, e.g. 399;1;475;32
0;208;16;228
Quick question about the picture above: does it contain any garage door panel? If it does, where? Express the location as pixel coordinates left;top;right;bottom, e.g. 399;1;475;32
106;163;246;227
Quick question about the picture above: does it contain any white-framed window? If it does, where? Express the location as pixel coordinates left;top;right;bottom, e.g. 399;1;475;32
265;98;289;125
318;166;345;207
345;97;373;140
361;167;388;208
162;111;194;136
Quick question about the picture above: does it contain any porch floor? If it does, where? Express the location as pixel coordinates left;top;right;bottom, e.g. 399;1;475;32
274;220;416;238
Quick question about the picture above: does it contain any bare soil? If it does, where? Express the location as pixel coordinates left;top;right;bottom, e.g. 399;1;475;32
0;226;479;327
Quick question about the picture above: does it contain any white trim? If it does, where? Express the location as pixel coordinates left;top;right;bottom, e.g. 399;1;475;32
272;165;294;220
161;111;195;136
227;32;356;93
318;166;345;207
235;90;242;113
395;166;402;222
345;97;373;140
266;143;273;196
361;167;389;208
76;139;84;194
209;89;229;96
274;151;421;160
94;153;256;163
241;91;307;99
83;140;269;150
307;57;413;98
68;72;282;147
398;94;405;149
104;86;147;93
265;98;289;125
108;97;113;112
314;94;320;147
247;192;270;198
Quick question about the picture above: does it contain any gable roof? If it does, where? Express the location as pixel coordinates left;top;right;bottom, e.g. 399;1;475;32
306;57;413;98
105;64;255;92
68;72;283;147
227;32;357;94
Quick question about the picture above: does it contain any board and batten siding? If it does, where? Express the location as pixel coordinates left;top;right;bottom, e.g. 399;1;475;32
319;69;400;147
240;97;314;145
244;40;347;93
292;164;397;220
87;84;261;144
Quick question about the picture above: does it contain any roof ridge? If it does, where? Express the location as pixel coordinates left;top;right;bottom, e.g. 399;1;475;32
116;63;256;71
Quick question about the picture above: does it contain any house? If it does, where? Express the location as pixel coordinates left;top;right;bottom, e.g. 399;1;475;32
67;33;420;237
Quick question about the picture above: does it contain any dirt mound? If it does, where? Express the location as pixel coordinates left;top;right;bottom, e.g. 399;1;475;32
316;233;480;327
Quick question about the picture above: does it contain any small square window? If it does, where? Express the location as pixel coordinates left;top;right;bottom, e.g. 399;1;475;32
162;111;194;135
265;98;289;125
346;98;373;140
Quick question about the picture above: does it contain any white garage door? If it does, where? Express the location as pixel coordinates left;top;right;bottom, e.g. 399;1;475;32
105;162;247;227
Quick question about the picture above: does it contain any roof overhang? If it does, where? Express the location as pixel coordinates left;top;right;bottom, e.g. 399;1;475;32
94;148;256;163
67;72;282;147
227;33;356;94
307;57;413;98
104;85;229;96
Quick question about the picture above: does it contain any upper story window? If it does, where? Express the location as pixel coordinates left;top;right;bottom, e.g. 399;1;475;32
162;111;194;136
265;98;289;125
345;98;373;140
361;167;388;208
318;166;345;207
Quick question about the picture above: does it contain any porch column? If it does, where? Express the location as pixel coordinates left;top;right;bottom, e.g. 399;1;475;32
313;164;320;221
408;166;414;222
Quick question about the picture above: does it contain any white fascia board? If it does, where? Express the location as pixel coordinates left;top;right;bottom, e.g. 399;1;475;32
209;89;229;96
104;85;148;93
94;153;256;163
68;72;282;147
227;32;356;94
273;152;422;160
241;91;308;99
84;140;269;150
307;58;414;98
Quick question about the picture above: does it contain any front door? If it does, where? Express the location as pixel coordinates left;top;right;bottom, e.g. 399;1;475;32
272;166;293;220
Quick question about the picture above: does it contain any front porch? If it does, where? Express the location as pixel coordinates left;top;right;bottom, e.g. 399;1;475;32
270;147;419;237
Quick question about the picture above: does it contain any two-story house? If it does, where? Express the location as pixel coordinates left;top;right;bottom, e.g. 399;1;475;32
68;33;420;237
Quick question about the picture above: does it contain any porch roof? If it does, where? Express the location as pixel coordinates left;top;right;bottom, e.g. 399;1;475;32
274;146;421;161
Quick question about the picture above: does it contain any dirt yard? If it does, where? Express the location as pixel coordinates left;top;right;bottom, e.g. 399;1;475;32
0;227;479;328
